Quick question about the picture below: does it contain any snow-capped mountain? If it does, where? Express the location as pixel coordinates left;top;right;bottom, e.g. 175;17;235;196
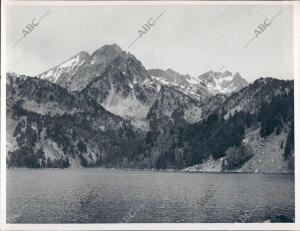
36;44;217;131
149;68;248;97
148;68;211;101
37;51;90;86
36;44;124;91
198;71;248;94
37;44;248;97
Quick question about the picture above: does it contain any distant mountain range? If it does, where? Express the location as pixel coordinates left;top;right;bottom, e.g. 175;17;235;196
36;44;249;97
148;68;248;98
6;44;294;173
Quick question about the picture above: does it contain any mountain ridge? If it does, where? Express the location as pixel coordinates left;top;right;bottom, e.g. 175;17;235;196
35;44;248;96
7;44;294;173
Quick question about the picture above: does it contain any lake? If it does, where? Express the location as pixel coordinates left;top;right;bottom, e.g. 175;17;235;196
6;169;294;223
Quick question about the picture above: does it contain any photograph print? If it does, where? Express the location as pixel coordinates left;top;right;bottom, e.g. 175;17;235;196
1;1;299;230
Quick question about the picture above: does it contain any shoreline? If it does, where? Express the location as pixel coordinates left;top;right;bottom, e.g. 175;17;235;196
6;167;295;175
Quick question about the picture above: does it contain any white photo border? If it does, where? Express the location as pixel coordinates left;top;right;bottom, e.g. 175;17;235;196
1;1;299;230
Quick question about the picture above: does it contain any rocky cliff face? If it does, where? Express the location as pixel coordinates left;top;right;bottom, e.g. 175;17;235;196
7;44;294;172
80;49;158;130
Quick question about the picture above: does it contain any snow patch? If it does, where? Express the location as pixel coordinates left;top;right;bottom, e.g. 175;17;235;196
186;77;200;85
37;53;87;83
222;75;234;82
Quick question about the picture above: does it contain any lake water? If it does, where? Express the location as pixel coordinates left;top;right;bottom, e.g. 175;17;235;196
7;169;294;223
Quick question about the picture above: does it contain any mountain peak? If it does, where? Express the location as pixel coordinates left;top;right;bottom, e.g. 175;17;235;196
233;72;242;79
36;50;90;83
35;43;147;91
165;68;177;74
77;50;90;57
223;70;233;77
233;72;248;86
197;70;248;94
88;43;124;66
92;43;122;57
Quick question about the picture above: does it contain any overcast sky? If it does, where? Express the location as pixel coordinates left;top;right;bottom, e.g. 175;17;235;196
6;4;294;82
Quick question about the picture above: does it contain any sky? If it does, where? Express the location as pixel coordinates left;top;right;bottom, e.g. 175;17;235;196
6;4;294;82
